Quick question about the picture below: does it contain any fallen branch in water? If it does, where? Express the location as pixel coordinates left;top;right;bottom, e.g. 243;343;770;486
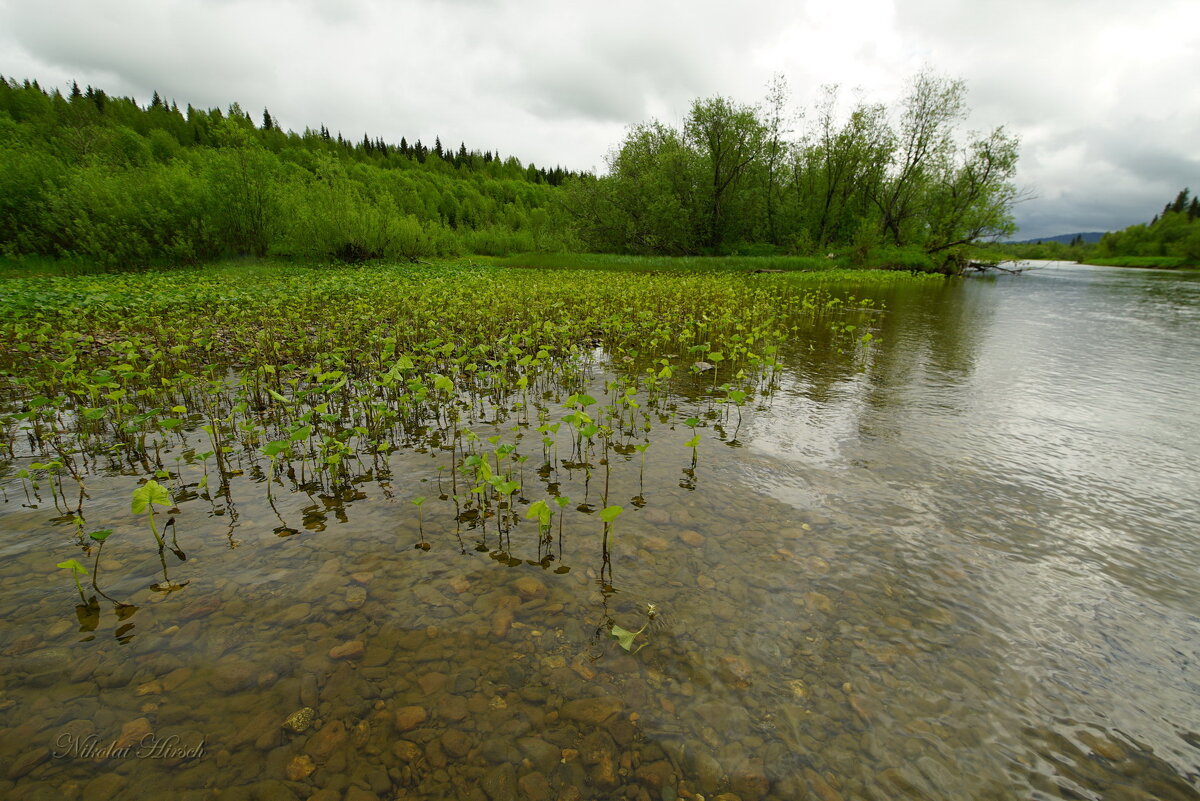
964;260;1037;275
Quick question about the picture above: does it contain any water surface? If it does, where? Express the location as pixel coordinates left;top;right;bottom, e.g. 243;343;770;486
1;261;1198;801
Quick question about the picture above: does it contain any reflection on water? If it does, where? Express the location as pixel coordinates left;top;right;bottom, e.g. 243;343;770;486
1;262;1198;800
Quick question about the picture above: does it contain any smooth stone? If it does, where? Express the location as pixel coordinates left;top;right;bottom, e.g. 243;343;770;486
251;780;299;801
692;751;724;794
329;640;365;660
680;530;706;547
346;587;367;609
279;603;311;625
6;747;48;780
804;768;844;801
300;674;320;707
517;737;560;773
286;754;316;781
418;673;447;695
305;720;347;763
560;696;622;725
81;773;126;801
481;763;517;801
442;729;472;758
210;659;258;693
480;736;520;764
634;760;675;789
730;758;769;801
518;771;552;801
115;717;152;748
437;695;469;722
513;576;547;600
803;592;834;613
394;705;428;731
393;740;423;763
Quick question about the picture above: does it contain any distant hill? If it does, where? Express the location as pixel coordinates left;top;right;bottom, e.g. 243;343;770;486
1009;232;1107;245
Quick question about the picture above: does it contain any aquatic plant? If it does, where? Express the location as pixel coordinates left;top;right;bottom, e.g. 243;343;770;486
131;479;172;548
56;558;90;605
0;260;914;612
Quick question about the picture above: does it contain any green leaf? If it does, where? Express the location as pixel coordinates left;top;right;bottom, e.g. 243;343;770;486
410;496;426;507
267;388;291;404
600;505;623;524
131;479;171;514
57;558;88;575
526;500;551;527
288;425;313;442
262;440;291;458
610;623;647;652
685;435;701;448
89;529;114;542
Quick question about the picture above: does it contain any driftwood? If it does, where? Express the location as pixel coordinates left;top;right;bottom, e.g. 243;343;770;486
963;260;1036;275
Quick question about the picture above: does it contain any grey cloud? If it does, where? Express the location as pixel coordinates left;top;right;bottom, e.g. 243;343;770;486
1;0;1196;238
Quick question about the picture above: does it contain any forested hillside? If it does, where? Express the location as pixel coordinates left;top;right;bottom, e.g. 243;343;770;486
0;77;577;265
1;73;1023;271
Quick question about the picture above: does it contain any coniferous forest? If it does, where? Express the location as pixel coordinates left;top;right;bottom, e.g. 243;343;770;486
1;72;1022;271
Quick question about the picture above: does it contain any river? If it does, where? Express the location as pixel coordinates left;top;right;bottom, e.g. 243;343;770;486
1;261;1197;800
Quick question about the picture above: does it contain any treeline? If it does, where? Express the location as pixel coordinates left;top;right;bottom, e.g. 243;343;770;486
1092;188;1200;262
0;77;578;265
561;73;1021;272
1003;189;1200;265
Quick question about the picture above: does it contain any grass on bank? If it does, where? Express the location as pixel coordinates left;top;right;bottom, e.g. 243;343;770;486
1081;256;1197;269
0;243;970;280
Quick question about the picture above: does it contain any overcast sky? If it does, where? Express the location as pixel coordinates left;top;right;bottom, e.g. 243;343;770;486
2;0;1197;239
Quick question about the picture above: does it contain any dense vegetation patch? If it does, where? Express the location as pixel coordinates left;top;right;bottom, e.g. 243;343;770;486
0;261;935;599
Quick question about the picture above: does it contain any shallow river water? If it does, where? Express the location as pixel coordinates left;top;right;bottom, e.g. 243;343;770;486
1;262;1198;801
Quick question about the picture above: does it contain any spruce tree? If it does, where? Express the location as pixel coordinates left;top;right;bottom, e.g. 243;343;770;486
1171;188;1190;214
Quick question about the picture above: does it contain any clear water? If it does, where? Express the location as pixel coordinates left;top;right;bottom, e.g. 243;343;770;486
1;262;1198;801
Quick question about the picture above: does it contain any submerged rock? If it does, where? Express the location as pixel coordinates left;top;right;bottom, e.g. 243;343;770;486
393;705;428;731
560;696;622;725
329;640;365;660
481;763;517;801
283;707;316;734
286;754;316;780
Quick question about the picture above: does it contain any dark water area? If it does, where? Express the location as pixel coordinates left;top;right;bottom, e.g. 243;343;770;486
1;262;1197;800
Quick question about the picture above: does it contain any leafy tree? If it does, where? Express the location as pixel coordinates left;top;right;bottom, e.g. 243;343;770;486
684;96;765;251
